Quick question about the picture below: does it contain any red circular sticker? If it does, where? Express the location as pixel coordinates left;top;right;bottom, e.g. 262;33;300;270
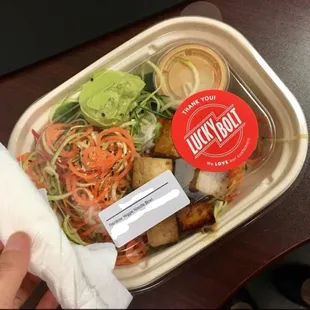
171;90;259;172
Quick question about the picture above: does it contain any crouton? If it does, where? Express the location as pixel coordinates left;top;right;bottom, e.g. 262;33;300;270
189;169;229;200
132;157;173;189
147;215;179;247
154;118;179;158
177;201;215;231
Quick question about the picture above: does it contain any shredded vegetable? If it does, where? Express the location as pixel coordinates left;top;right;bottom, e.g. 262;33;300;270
226;164;246;202
21;121;136;248
213;200;228;221
116;237;148;266
176;57;200;96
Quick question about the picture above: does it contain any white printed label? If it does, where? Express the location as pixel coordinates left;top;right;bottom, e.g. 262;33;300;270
99;170;190;248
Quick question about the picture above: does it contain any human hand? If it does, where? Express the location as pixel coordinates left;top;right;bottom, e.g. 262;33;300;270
0;232;59;309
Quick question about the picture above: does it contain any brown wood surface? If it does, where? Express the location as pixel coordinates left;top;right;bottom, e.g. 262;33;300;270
0;0;309;308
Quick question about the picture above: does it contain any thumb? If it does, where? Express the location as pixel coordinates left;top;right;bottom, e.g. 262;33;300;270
0;232;31;309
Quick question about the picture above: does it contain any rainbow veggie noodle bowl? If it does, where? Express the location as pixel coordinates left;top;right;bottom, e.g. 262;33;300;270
11;17;308;289
16;61;271;265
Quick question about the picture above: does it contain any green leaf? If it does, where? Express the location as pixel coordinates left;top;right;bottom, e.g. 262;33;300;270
140;106;172;119
52;101;80;123
142;72;156;92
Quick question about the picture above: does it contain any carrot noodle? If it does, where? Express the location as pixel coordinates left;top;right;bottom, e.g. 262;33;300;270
116;237;147;266
226;164;246;202
17;120;144;265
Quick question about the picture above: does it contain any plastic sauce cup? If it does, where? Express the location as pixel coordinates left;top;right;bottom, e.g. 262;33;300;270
154;43;230;100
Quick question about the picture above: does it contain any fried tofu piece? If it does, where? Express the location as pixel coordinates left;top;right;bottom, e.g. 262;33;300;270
154;118;179;158
189;169;229;200
132;157;173;189
147;215;179;247
190;165;246;201
177;201;215;231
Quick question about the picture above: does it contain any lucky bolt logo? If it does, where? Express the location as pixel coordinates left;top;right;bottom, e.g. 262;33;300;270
172;90;259;172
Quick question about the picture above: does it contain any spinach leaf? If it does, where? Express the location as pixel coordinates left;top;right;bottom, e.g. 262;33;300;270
52;101;80;123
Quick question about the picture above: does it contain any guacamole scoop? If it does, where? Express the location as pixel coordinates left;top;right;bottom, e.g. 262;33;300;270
79;70;145;127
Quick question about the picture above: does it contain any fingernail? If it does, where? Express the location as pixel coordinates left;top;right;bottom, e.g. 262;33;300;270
5;232;31;252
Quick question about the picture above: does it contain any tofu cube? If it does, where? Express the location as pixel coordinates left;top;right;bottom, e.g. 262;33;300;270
154;118;179;158
177;200;215;231
147;215;179;247
190;169;228;200
132;157;173;189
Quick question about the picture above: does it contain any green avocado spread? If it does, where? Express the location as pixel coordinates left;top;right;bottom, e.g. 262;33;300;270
79;70;145;127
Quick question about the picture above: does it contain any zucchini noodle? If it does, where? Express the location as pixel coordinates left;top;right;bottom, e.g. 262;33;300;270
213;200;228;221
21;152;36;171
43;166;62;195
76;182;96;188
41;131;54;155
182;82;192;97
51;132;86;166
160;102;180;113
76;187;94;200
176;57;200;95
48;192;73;201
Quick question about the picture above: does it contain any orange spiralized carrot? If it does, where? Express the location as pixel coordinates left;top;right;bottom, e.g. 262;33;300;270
17;152;46;189
108;160;133;182
45;123;70;150
96;126;133;142
60;143;79;158
97;128;136;159
80;146;118;170
126;239;147;263
68;161;99;181
116;238;147;266
226;164;246;202
81;223;103;237
26;161;40;182
16;152;31;163
116;256;130;266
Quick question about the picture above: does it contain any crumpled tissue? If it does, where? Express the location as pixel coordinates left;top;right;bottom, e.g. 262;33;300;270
0;143;132;309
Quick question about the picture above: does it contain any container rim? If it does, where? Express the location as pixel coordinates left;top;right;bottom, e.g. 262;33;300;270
8;15;308;168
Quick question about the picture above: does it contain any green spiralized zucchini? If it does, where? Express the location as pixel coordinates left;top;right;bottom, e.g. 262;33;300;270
62;216;88;246
176;57;200;96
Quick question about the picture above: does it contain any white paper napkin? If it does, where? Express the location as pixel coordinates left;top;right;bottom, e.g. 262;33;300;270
0;143;132;309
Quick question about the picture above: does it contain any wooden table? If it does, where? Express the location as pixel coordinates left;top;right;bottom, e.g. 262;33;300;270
0;0;309;308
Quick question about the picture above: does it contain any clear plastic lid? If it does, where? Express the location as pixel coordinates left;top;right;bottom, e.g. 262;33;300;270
16;39;276;268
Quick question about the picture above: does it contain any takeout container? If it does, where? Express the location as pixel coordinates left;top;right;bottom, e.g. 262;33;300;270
8;17;308;290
